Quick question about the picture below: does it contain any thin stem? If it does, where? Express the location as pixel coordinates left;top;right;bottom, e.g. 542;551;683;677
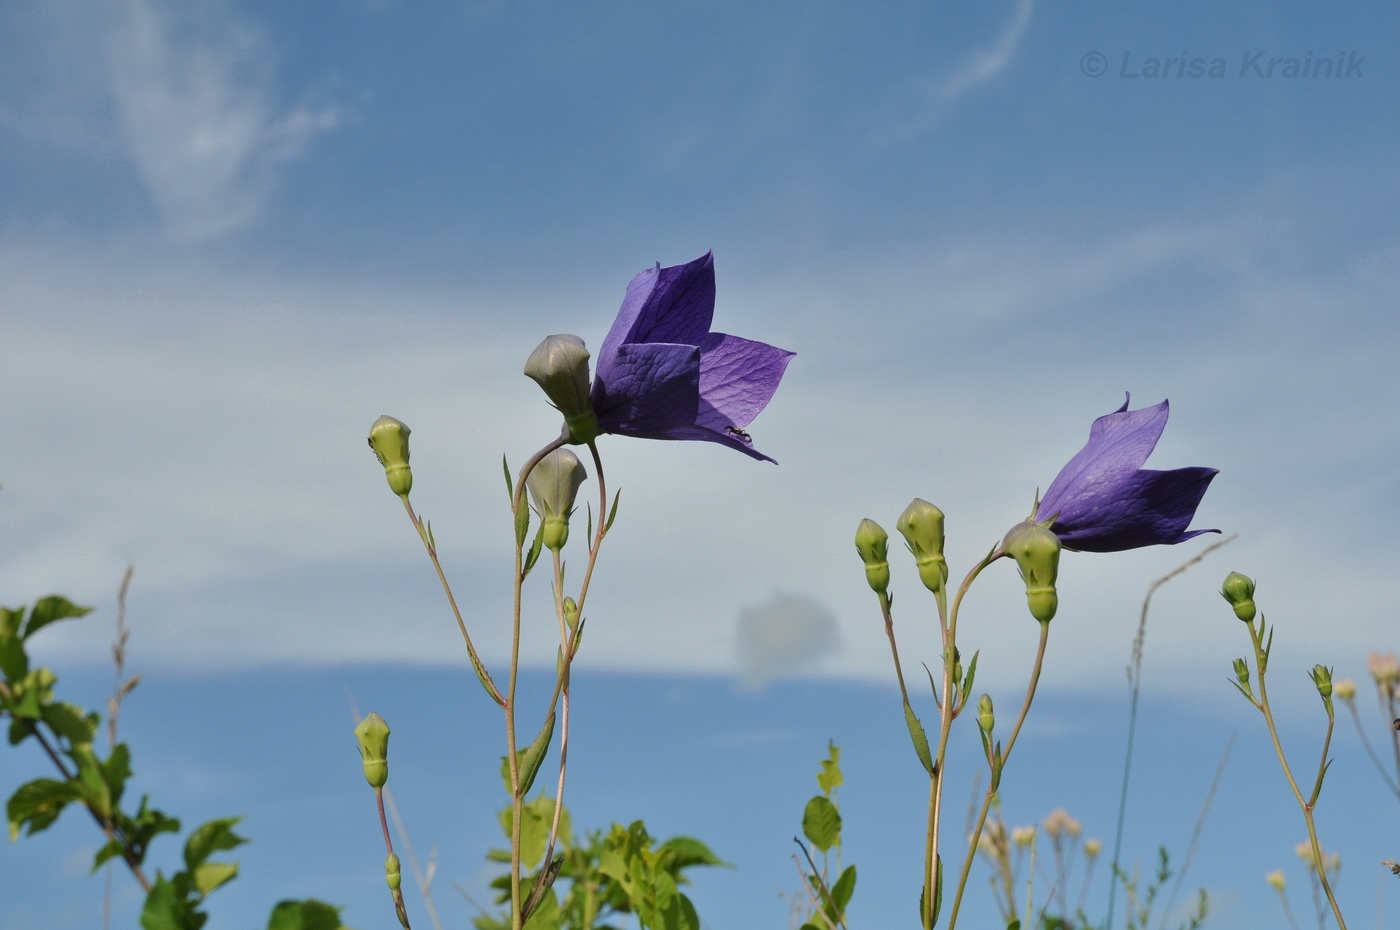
1343;701;1400;798
924;546;1003;928
377;788;413;930
947;619;1051;930
539;548;574;880
505;436;569;930
401;495;505;708
1248;621;1348;930
879;592;912;709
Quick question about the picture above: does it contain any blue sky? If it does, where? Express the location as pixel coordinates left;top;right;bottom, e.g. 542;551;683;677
2;1;1398;927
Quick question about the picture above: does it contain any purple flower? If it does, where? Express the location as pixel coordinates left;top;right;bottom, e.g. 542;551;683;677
589;252;794;462
1033;396;1218;553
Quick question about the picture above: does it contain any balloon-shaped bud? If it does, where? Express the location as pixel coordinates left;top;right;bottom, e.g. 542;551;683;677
1311;664;1333;701
527;448;588;551
368;416;413;497
854;518;890;594
524;334;600;444
563;596;580;631
896;498;948;593
1220;572;1257;622
977;694;995;734
386;852;402;891
354;712;391;789
1003;521;1061;623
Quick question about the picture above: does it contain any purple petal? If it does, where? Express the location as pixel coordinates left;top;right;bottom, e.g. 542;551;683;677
592;342;700;433
643;423;780;463
693;333;795;432
597;253;715;381
1037;397;1170;525
1051;466;1220;552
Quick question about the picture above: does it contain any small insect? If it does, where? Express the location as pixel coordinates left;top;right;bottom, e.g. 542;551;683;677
725;426;752;443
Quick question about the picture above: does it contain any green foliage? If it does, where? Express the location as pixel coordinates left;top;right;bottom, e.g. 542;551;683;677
793;742;856;930
802;796;841;853
2;596;347;930
476;795;725;930
266;899;354;930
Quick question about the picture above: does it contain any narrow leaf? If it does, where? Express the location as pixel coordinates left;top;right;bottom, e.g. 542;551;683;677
514;501;531;548
604;489;622;533
961;651;979;704
517;711;556;797
831;864;857;913
904;702;934;775
930;854;943;927
503;455;513;501
522;525;545;579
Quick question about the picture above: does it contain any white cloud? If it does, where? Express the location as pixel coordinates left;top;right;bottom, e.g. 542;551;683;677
934;0;1036;109
104;0;336;239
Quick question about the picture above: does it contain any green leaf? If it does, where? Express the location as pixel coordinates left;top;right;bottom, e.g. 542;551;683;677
193;861;240;896
831;864;857;914
266;899;349;930
503;455;514;501
22;596;93;640
41;702;99;748
0;607;24;639
931;854;943;927
0;631;27;681
801;796;841;852
522;884;559;930
140;876;184;930
71;748;114;817
7;777;79;840
657;836;728;873
816;741;843;795
183;817;247;871
1006;922;1022;930
604;489;622;533
517;710;556;797
8;717;36;745
904;702;934;775
101;743;133;807
514;500;531;548
961;651;979;703
522;525;546;579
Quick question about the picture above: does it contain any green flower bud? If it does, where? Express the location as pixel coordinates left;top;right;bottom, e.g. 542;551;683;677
524;334;600;444
896;498;948;593
854;518;890;594
386;852;402;891
368;416;413;497
1311;664;1333;699
1233;658;1251;690
977;694;995;733
1220;572;1257;622
354;712;391;789
1003;521;1061;623
563;596;579;630
527;448;588;552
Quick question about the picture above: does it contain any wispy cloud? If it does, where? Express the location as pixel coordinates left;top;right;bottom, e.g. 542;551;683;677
104;0;336;240
736;594;840;688
890;0;1036;138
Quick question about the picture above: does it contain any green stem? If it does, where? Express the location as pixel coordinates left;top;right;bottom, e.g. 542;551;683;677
947;618;1051;930
506;437;567;930
923;546;1004;929
377;788;413;929
401;495;504;707
1247;621;1347;930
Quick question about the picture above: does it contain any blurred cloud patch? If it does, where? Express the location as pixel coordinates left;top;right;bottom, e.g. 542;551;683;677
735;593;839;688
